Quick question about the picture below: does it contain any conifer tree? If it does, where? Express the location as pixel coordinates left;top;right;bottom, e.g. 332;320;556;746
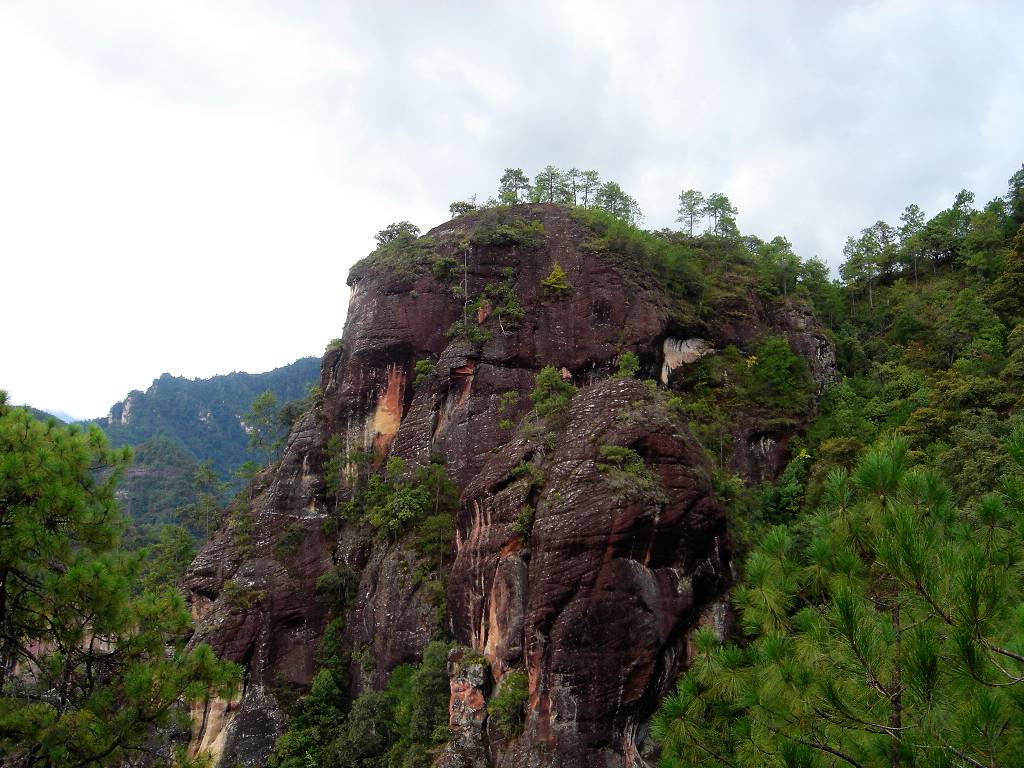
677;189;706;236
0;393;239;767
498;168;532;205
532;165;564;203
705;193;739;236
579;170;601;207
563;167;582;204
654;435;1024;768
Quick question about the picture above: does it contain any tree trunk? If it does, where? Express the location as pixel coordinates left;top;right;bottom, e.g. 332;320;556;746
0;567;7;687
890;600;902;768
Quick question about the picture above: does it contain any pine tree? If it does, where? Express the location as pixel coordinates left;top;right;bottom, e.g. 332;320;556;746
677;189;706;236
532;165;564;203
563;167;582;204
705;193;738;236
498;168;532;205
653;435;1024;768
579;170;601;207
0;394;239;767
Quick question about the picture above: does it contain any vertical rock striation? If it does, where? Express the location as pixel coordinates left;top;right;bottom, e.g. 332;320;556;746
181;204;836;768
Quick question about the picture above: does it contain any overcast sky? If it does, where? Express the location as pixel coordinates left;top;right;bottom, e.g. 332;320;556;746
2;1;1022;418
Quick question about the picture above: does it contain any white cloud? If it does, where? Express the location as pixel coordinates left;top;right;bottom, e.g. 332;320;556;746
1;0;1022;415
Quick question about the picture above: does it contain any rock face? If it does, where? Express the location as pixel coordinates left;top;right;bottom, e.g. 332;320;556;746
452;378;728;767
182;204;836;768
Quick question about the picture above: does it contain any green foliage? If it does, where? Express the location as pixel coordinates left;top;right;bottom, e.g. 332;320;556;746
221;578;265;610
597;445;667;504
498;168;532;205
449;200;477;218
98;359;319;479
323;434;347;506
430;254;460;284
269;641;451;768
654;437;1024;768
745;335;814;412
246;389;285;462
529;366;577;424
676;189;706;236
413;359;435;388
382;641;451;766
481;268;525;332
375;221;421;247
274;522;306;562
0;399;239;768
487;671;529;737
138;524;196;593
228;503;255;554
511;461;546;492
445;318;493;344
498;390;520;413
470;217;545;249
759;450;810;525
572;206;706;307
612;351;641;379
352;224;435;280
512;505;535;538
492;165;637;219
595;181;642;224
540;261;572;298
118;436;201;540
267;669;347;768
334;458;458;548
175;459;230;542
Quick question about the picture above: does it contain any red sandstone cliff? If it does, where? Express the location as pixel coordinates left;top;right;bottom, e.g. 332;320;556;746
181;204;836;767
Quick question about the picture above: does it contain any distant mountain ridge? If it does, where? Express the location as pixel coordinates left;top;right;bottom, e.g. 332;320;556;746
19;406;68;423
96;357;320;478
93;357;321;539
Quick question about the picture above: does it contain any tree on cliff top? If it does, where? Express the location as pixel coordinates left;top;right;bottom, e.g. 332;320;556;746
677;189;706;236
0;392;239;768
375;221;421;247
498;168;532;205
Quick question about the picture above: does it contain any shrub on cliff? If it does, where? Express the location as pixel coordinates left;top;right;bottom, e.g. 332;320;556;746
445;317;493;343
612;351;641;379
271;641;451;768
743;335;813;412
488;671;529;737
351;223;435;280
541;261;572;297
597;444;667;505
530;366;576;422
333;456;459;546
413;359;435;387
470;218;545;249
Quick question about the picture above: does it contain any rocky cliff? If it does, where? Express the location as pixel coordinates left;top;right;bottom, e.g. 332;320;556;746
182;204;836;768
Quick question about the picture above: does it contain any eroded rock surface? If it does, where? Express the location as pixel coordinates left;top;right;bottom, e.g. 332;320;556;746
182;204;836;768
452;379;728;767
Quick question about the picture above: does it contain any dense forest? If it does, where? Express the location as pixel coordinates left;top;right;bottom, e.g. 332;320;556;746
2;162;1022;768
646;162;1024;766
94;358;320;542
97;358;321;477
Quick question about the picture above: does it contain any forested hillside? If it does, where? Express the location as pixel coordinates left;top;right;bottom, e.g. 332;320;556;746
3;162;1022;768
98;358;320;474
653;165;1024;767
97;357;320;540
